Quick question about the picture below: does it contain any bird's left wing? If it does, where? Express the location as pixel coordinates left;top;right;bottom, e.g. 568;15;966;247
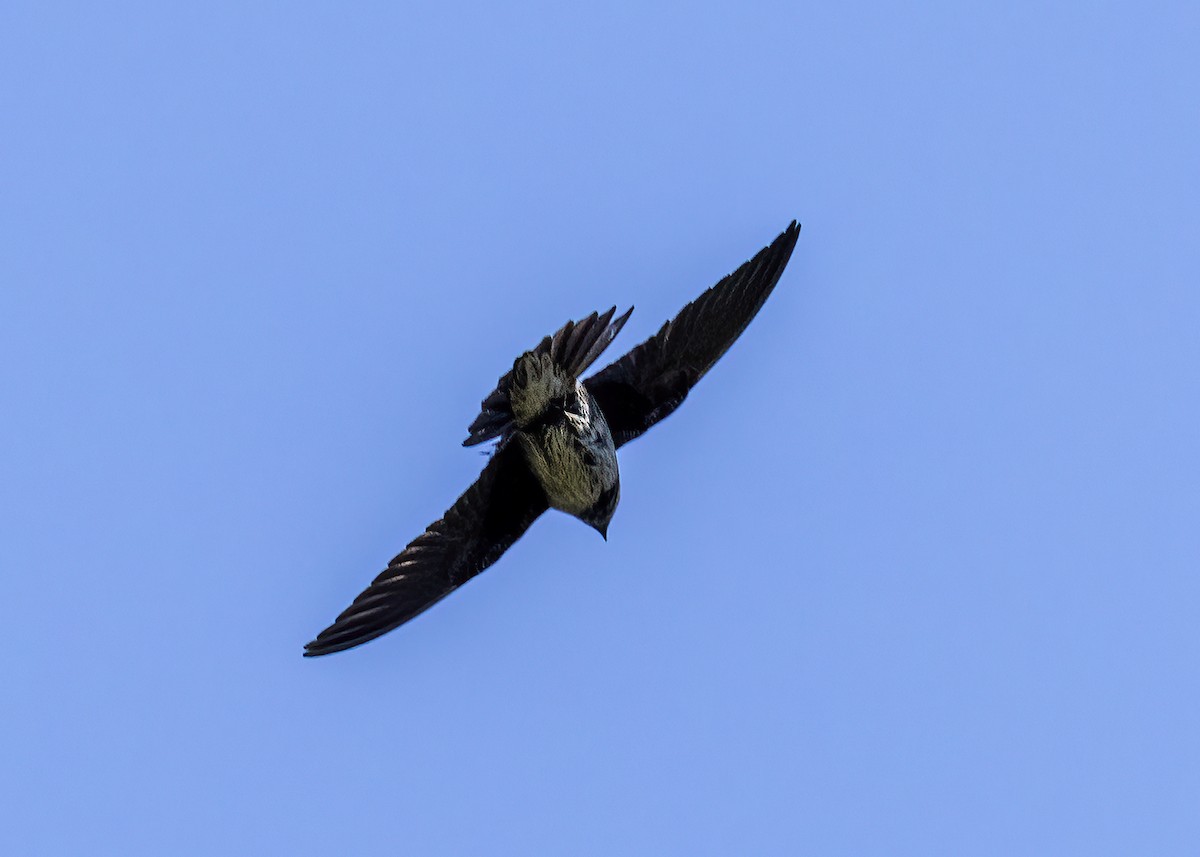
304;441;547;656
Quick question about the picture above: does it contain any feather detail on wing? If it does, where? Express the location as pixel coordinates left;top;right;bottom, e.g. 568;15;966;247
304;441;547;656
585;221;800;448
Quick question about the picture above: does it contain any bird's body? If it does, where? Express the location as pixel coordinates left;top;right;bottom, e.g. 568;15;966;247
514;378;619;527
305;221;801;656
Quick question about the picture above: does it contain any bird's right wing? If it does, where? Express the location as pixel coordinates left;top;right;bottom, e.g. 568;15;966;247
304;441;548;656
585;221;800;448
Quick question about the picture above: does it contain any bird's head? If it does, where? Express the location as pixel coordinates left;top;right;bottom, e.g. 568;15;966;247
579;482;620;541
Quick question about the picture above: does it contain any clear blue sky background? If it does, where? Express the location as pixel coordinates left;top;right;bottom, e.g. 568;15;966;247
3;2;1198;854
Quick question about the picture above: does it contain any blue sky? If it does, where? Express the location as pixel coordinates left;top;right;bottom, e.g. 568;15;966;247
3;2;1198;854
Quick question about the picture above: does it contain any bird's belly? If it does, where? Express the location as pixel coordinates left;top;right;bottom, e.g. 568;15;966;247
519;421;618;517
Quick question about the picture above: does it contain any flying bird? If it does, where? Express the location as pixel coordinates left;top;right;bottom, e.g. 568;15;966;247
305;221;801;656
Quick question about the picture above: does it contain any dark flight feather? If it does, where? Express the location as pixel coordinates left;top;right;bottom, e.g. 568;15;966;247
304;441;548;656
463;306;633;447
586;221;800;448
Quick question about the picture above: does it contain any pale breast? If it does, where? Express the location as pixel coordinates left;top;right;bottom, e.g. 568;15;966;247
518;383;619;517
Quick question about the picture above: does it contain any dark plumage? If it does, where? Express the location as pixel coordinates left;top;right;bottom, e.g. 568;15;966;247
305;221;801;656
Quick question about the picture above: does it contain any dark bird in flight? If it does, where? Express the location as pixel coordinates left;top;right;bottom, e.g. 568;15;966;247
305;221;801;656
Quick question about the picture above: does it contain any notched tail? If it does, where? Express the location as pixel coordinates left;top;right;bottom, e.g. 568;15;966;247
463;306;633;446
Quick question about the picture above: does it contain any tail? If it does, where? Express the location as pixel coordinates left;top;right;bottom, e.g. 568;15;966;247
463;306;633;446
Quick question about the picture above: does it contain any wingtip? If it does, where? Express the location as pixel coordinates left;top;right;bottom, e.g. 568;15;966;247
304;632;342;657
771;220;801;258
304;638;344;657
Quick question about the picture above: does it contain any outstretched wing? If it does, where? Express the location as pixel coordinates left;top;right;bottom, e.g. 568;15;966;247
585;221;800;448
464;307;633;447
304;442;548;656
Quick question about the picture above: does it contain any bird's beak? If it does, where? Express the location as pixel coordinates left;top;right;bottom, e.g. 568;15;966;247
594;522;609;541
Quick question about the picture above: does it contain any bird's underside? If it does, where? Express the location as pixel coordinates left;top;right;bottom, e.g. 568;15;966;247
304;220;800;656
